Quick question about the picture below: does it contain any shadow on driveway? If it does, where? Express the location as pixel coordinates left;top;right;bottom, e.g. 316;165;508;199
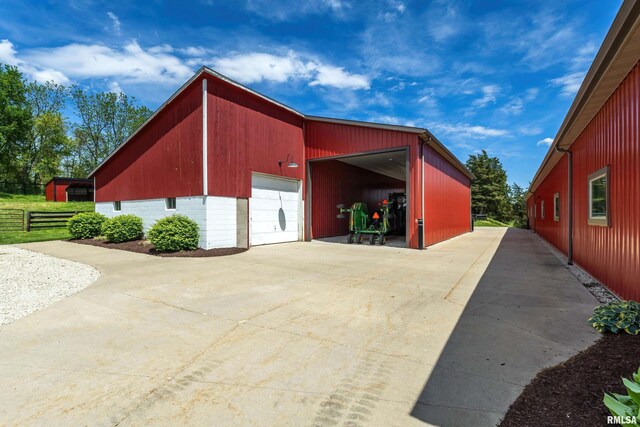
410;228;599;426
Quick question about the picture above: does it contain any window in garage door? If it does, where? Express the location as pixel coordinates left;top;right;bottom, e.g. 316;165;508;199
250;173;302;245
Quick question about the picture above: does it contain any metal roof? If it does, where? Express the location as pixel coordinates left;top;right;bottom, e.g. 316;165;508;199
89;68;471;181
305;116;473;179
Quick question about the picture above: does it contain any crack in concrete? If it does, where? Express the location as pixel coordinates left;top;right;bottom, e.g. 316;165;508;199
119;292;235;323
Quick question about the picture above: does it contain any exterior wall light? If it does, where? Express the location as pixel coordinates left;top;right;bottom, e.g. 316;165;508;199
278;154;299;168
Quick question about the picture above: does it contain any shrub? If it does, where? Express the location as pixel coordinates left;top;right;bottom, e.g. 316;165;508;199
589;300;640;335
147;214;199;252
604;367;640;426
68;212;107;239
101;214;143;243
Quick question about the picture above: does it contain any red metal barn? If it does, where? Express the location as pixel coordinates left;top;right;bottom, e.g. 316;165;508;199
44;178;94;202
90;68;472;251
526;0;640;300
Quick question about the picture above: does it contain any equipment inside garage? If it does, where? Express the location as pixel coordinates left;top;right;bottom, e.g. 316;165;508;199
308;149;408;247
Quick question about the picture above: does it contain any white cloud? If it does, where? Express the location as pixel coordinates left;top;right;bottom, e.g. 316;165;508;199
549;71;585;96
417;88;438;110
213;51;369;89
481;10;589;72
519;126;543;136
472;84;500;107
0;39;70;84
106;12;121;36
108;81;124;94
524;88;539;101
309;63;369;89
235;0;350;21
429;122;510;139
500;98;524;115
428;4;462;42
0;39;19;65
31;69;70;85
537;137;554;146
369;115;416;127
22;40;194;85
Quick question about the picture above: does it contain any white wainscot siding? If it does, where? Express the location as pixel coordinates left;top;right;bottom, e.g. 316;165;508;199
204;196;237;249
96;197;212;248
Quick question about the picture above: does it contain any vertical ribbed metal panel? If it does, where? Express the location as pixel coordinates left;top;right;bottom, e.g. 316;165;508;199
305;121;423;248
45;181;54;201
95;80;204;202
533;61;640;300
310;160;404;238
531;155;569;253
424;145;471;245
571;61;640;300
207;78;305;198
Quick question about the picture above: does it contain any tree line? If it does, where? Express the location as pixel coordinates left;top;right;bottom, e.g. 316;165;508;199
466;150;528;227
0;64;152;194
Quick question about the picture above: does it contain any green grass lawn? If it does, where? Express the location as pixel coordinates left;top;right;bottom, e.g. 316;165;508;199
474;217;511;227
0;193;94;245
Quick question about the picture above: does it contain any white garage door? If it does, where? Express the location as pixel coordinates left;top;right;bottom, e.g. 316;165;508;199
250;174;302;246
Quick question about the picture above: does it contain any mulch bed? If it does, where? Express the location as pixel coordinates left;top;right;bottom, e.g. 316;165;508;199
501;333;640;426
71;238;247;257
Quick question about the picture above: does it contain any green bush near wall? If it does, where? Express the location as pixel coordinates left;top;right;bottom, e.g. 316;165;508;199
147;214;199;252
101;215;143;243
68;212;108;239
589;300;640;335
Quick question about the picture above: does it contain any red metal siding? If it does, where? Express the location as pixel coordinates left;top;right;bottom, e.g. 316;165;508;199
94;79;204;202
533;61;640;300
527;196;536;230
571;61;640;300
45;180;72;202
424;145;471;245
305;121;423;248
531;155;569;254
45;181;55;201
310;160;405;238
206;78;305;198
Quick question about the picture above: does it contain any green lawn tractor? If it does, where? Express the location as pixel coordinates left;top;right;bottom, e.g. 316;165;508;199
338;201;391;245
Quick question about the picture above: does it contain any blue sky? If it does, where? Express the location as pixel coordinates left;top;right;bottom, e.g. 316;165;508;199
0;0;622;187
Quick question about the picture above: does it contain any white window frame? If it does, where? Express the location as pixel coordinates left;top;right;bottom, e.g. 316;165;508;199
541;200;545;220
553;192;560;222
588;166;610;226
113;201;121;212
165;197;176;211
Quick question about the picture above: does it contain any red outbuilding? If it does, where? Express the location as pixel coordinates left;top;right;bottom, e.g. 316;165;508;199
44;177;94;202
526;0;640;300
90;67;473;251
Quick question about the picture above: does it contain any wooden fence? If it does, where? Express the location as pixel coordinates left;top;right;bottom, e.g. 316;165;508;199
0;209;25;231
26;211;83;232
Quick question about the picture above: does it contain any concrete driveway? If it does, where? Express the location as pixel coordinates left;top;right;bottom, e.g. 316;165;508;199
0;228;599;426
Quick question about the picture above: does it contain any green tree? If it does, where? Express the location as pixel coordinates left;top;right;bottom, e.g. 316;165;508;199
16;81;71;192
509;183;527;228
466;150;511;222
68;88;152;175
0;65;32;192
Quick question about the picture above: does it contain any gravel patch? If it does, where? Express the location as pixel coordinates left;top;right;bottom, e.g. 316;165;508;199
534;233;619;304
0;246;100;325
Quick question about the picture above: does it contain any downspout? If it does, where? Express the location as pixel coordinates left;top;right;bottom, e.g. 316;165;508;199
555;145;573;265
202;78;208;196
420;138;428;250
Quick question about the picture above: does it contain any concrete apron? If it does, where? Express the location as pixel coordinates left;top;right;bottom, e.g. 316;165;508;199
0;228;599;426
